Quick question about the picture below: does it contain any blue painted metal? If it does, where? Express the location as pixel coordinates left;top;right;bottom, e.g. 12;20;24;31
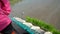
11;17;35;34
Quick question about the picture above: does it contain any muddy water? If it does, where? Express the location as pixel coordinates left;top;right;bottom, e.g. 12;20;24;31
11;0;60;30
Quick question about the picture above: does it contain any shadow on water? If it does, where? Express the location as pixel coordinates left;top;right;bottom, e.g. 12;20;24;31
10;0;60;30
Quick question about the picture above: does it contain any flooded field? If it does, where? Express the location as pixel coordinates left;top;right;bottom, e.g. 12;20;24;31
10;0;60;30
